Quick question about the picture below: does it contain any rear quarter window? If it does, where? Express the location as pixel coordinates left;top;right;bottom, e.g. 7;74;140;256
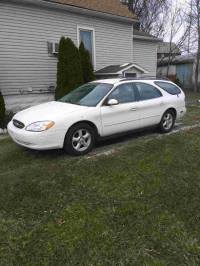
155;82;181;95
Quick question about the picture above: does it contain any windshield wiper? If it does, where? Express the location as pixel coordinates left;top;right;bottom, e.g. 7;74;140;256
66;100;81;106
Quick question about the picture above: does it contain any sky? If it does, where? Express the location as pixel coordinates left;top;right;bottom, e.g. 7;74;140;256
164;0;188;44
177;0;187;4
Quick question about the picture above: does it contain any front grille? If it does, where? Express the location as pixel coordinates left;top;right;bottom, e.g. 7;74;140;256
13;119;25;129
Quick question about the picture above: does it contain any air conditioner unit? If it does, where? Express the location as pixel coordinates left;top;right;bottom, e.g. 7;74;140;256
47;42;59;55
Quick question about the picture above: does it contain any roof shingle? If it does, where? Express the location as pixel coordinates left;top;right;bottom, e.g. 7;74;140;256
47;0;137;19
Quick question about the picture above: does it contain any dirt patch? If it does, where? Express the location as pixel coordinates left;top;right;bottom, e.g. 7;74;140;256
190;116;200;120
86;148;120;159
167;124;200;135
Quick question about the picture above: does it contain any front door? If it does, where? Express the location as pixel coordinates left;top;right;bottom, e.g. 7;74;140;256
100;83;141;136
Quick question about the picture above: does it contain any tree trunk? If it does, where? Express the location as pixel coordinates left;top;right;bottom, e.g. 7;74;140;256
166;59;170;77
194;0;200;92
194;53;200;92
166;41;173;77
194;29;200;91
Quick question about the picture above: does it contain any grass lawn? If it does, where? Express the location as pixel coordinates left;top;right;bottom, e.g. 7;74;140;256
1;92;200;266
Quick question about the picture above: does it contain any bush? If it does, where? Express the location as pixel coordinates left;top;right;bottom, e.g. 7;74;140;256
0;91;5;129
5;112;14;128
79;42;95;83
174;77;182;88
55;37;68;100
55;37;83;100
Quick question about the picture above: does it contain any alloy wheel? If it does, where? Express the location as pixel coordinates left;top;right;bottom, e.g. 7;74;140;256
72;129;92;152
162;113;173;130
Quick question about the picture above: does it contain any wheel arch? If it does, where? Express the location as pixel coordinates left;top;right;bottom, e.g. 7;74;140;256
166;107;177;119
163;107;177;119
65;120;100;140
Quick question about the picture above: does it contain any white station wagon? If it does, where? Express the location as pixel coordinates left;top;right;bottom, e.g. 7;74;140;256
8;78;186;155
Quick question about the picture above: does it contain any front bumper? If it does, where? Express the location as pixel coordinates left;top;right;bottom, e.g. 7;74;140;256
7;121;63;150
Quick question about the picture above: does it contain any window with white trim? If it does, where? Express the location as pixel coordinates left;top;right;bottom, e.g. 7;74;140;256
78;26;96;68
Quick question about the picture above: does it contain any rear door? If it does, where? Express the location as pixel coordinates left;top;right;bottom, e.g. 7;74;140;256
100;83;141;136
134;82;166;127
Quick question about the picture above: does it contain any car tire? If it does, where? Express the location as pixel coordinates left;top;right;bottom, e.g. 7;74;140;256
159;109;175;133
64;123;95;156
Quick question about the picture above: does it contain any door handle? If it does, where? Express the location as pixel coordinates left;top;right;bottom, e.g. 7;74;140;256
130;108;137;111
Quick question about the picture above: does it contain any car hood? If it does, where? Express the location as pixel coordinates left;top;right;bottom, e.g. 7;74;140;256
13;101;88;125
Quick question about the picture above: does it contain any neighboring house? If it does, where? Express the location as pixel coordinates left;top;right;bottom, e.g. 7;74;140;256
157;54;195;90
157;42;181;60
0;0;159;111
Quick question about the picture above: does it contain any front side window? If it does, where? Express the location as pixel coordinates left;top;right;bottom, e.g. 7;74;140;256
59;83;113;107
135;83;162;101
107;83;137;104
79;28;94;65
155;81;181;95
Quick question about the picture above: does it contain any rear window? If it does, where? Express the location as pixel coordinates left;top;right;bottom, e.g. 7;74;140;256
155;82;181;95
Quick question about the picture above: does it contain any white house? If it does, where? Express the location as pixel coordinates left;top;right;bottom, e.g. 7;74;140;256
0;0;159;111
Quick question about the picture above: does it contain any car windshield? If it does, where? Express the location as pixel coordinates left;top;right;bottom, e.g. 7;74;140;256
59;83;113;107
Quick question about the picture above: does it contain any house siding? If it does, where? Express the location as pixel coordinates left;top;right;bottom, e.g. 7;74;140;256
0;1;134;111
133;39;157;77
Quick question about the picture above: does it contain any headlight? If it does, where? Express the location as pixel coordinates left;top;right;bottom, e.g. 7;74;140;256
25;121;55;132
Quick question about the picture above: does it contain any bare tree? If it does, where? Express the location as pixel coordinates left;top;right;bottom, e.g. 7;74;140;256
162;1;190;76
188;0;200;91
185;0;194;53
127;0;192;83
127;0;169;37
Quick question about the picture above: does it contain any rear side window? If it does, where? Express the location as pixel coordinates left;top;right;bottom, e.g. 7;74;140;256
135;83;162;101
155;82;181;95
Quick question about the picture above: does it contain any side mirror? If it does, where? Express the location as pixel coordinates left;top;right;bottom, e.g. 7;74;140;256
107;99;119;106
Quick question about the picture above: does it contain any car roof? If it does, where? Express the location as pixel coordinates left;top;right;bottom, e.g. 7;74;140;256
93;78;121;84
92;77;171;85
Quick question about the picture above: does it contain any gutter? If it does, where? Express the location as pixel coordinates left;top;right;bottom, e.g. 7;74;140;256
7;0;138;24
133;35;162;43
157;60;194;67
95;73;119;76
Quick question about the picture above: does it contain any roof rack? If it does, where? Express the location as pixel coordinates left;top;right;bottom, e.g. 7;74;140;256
119;76;170;82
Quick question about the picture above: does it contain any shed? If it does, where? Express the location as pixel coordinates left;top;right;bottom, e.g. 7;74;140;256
157;54;195;89
95;63;149;79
